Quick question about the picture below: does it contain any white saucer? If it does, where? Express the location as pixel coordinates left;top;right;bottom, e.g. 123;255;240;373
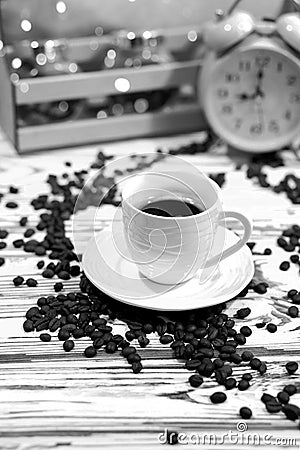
82;226;254;311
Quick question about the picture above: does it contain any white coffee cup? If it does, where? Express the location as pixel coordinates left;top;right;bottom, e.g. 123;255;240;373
121;170;252;285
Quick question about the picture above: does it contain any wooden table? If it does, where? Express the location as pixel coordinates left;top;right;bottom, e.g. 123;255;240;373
0;131;300;449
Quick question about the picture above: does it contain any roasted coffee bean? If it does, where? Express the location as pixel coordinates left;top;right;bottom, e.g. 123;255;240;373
283;384;297;396
277;391;290;404
0;230;8;239
93;338;104;349
127;353;141;364
198;360;214;377
282;404;300;421
106;341;117;354
58;329;70;341
42;269;55;279
13;276;24;286
215;369;227;385
279;261;290;271
286;361;298;374
254;283;267;294
288;289;298;299
70;265;81;277
255;322;266;328
51;281;62;292
235;333;246;345
23;319;34;332
189;374;203;388
132;361;143;373
26;306;40;319
40;333;51;342
261;393;276;404
24;228;35;238
210;392;227;404
0;242;7;249
239;407;252;419
242;373;252;381
186;359;201;371
160;335;173;345
13;239;24;248
290;254;299;263
58;271;71;280
259;362;267;375
264;248;272;255
224;377;236;390
122;346;136;357
174;329;185;340
143;323;154;334
240;326;252;337
250;358;262;370
288;306;299;318
266;400;282;413
184;332;194;343
26;278;38;287
292;294;300;305
230;353;242;365
194;328;206;338
35;246;46;256
63;340;74;352
138;335;150;348
37;260;45;269
19;217;28;226
238;380;250;391
236;307;251;319
6;201;18;209
0;257;5;266
213;358;224;369
197;348;214;358
84;346;97;358
49;318;61;332
266;323;277;333
125;331;135;341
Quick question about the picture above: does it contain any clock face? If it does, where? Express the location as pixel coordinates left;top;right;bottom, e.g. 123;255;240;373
201;47;300;151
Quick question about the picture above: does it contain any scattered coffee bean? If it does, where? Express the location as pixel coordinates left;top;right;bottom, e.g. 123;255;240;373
264;248;272;255
279;261;290;271
288;306;299;318
132;361;143;374
266;400;282;413
277;391;290;404
24;228;35;238
0;242;7;250
19;217;28;226
37;260;45;269
63;340;74;352
9;186;19;194
236;307;251;319
290;254;299;263
0;257;4;266
266;323;277;333
224;378;236;390
210;392;227;404
241;351;254;362
239;407;252;419
255;322;266;328
250;358;262;370
54;282;64;292
13;276;24;286
40;333;51;342
238;380;250;391
26;278;38;287
284;384;297;396
282;404;300;421
23;319;34;332
160;335;173;345
288;289;298;299
292;294;300;305
42;269;55;279
240;326;252;337
286;361;298;374
0;230;8;239
6;202;18;208
242;373;252;381
189;374;203;388
58;271;71;280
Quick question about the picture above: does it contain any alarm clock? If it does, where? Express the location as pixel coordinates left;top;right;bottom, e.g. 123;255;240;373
199;8;300;153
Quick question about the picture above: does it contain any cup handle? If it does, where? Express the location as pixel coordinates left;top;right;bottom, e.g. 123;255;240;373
205;211;252;267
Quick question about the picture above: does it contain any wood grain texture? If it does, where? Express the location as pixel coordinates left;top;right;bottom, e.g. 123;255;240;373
0;131;300;449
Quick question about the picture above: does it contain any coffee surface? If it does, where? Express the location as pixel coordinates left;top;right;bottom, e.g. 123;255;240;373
141;198;203;217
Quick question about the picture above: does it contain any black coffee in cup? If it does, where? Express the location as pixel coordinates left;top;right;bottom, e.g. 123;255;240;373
141;198;204;217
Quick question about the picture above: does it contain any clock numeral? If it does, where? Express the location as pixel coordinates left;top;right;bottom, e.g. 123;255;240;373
217;88;229;98
285;110;292;120
289;93;300;103
239;61;251;71
269;120;279;133
234;118;242;130
287;75;297;86
222;104;233;114
277;62;283;73
255;56;270;68
225;73;240;83
250;124;263;134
